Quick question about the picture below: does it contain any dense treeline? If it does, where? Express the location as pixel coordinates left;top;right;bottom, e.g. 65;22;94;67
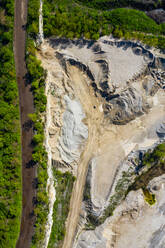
43;0;165;50
0;1;22;247
26;1;49;247
27;41;49;248
75;0;165;11
27;0;40;39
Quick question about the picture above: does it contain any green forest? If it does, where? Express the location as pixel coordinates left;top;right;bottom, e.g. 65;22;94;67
40;0;165;49
0;1;22;247
75;0;165;11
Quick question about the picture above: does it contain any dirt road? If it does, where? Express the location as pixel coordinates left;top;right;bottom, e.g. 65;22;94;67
62;66;103;248
14;0;36;247
62;129;96;248
37;45;103;248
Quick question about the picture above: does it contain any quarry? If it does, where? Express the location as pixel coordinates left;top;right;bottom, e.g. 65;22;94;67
2;0;164;247
36;36;165;248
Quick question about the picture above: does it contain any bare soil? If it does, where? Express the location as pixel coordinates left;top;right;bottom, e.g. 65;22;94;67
14;0;36;247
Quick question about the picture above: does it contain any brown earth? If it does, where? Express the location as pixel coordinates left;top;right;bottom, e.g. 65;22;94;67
14;0;36;247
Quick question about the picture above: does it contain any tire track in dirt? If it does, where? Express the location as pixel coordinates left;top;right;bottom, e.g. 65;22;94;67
62;67;102;248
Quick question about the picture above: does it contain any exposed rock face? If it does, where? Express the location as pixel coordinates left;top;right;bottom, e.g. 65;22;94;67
104;87;149;124
157;121;165;138
38;36;165;248
59;95;88;163
147;8;165;23
51;37;165;125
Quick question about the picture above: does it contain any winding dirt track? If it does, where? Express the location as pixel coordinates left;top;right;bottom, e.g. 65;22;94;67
14;0;36;247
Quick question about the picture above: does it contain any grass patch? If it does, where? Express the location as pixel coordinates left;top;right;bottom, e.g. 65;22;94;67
143;188;156;206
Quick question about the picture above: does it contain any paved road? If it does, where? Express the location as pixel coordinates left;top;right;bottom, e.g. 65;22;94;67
14;0;36;247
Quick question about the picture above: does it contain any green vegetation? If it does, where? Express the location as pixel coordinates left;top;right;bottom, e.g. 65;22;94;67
48;170;75;248
128;143;165;192
27;43;49;247
43;0;165;50
27;0;40;39
0;1;22;247
75;0;164;11
142;143;165;168
26;1;49;247
143;188;156;206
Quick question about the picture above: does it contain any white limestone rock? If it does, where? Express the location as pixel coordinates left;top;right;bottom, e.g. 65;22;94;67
59;95;88;163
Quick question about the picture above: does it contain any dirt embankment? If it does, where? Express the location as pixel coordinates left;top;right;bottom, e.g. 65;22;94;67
14;0;36;247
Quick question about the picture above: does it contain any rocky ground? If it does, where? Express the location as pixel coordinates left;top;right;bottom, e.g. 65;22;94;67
37;36;165;248
75;175;165;248
147;8;165;23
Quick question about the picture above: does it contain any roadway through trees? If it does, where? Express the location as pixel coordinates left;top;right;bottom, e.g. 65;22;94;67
14;0;36;247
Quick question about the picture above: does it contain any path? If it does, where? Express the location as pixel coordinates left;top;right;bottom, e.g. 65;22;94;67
14;0;36;247
62;66;102;248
